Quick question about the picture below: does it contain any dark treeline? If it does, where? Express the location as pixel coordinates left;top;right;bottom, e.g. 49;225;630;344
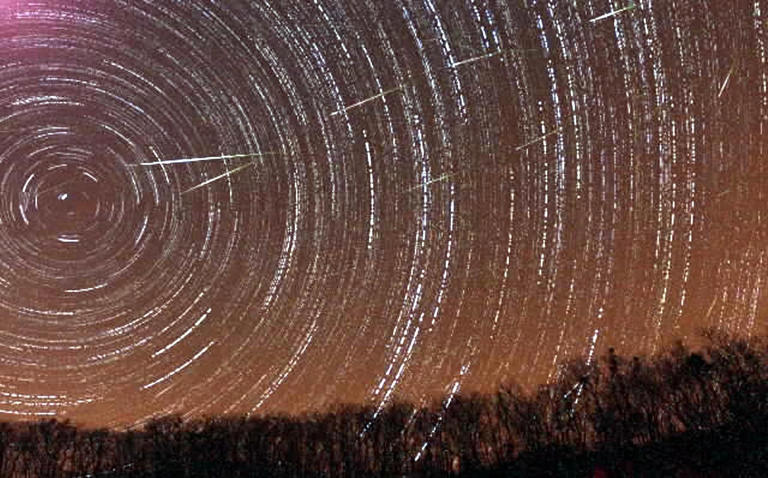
3;330;768;476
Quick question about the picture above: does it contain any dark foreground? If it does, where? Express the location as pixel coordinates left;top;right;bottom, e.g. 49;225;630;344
2;331;768;477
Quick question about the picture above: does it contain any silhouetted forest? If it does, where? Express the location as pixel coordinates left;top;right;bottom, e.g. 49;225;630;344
3;330;768;476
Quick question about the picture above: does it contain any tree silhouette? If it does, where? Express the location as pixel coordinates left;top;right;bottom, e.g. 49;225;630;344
0;331;767;476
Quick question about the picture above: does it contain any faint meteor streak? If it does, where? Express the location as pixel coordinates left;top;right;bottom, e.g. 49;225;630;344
180;162;255;195
514;127;562;152
451;50;504;67
134;152;275;166
330;86;402;116
589;2;636;23
449;48;538;68
705;294;719;320
446;48;539;68
404;172;458;193
718;62;736;98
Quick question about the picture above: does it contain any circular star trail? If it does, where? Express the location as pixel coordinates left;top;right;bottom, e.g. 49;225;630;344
0;0;763;427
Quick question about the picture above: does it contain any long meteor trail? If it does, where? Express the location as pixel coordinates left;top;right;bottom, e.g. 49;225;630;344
134;152;276;166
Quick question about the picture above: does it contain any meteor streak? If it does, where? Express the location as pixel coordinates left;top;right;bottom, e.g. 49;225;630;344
451;50;504;68
330;86;403;116
180;162;255;195
514;128;562;152
134;152;276;166
589;2;636;23
718;61;736;98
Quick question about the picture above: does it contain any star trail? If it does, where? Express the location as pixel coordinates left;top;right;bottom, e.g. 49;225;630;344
0;0;763;428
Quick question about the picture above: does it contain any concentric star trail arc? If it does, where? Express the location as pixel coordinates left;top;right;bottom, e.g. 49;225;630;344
0;0;760;429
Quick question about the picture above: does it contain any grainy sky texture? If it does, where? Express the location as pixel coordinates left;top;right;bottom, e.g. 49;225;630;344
0;0;764;427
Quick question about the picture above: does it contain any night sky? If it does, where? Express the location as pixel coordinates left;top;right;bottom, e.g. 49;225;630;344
0;0;764;428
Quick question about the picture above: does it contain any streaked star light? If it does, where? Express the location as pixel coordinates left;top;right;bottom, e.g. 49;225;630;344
0;0;760;428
